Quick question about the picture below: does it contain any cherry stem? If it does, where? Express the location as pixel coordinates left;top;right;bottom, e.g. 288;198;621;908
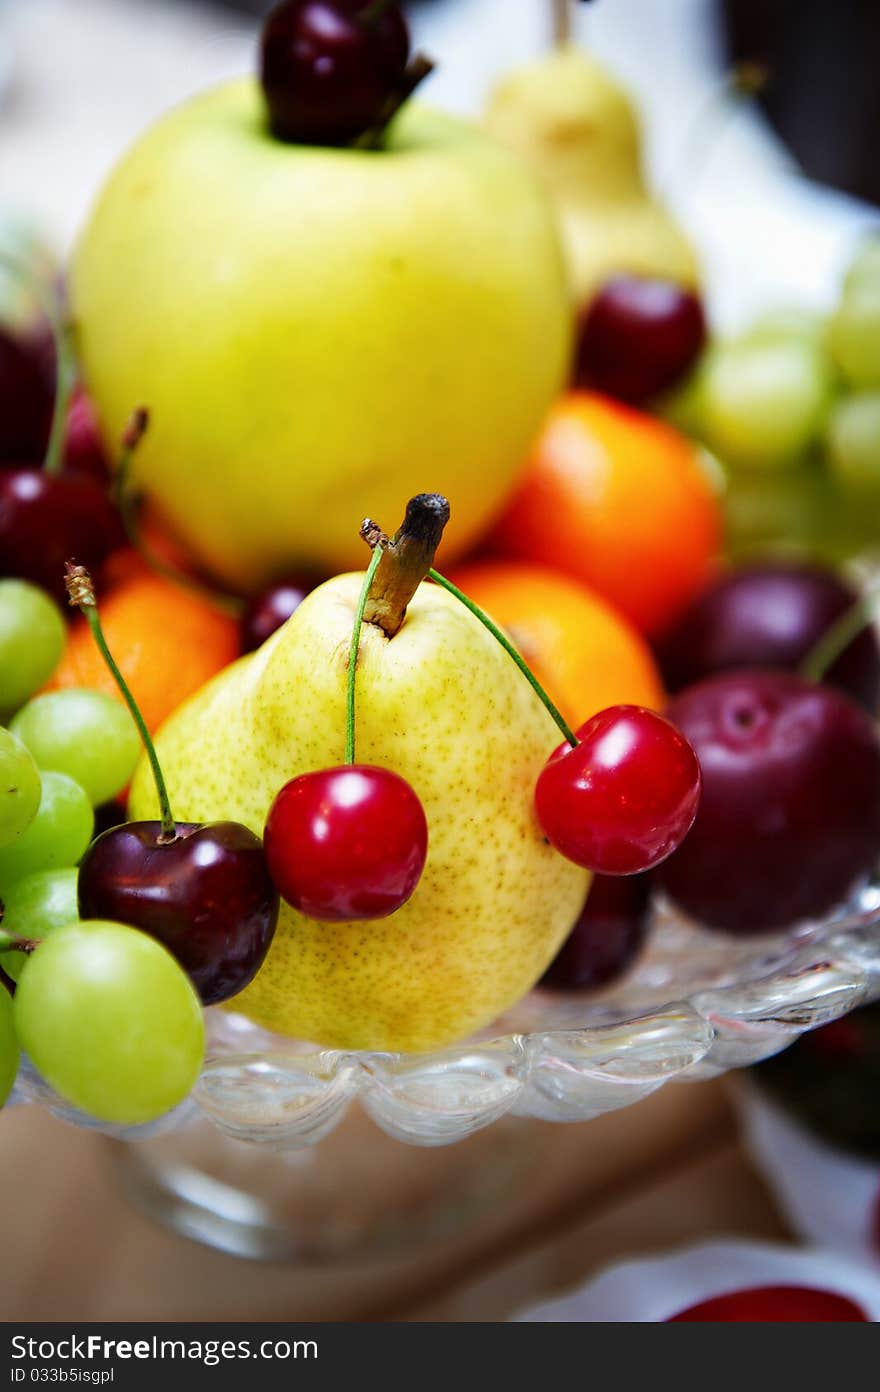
359;0;396;24
0;929;40;956
0;250;76;478
346;542;386;765
359;53;435;150
114;410;243;617
64;563;177;842
800;585;880;685
428;569;580;749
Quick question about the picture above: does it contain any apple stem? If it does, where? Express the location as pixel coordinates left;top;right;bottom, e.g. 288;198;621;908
428;569;580;749
800;585;880;685
359;53;435;150
0;250;76;478
114;410;244;617
64;563;178;842
346;542;386;765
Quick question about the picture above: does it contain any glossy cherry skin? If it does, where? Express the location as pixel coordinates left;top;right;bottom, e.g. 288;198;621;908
264;765;428;921
657;670;880;935
658;562;880;715
0;328;52;463
0;469;124;603
260;1;409;147
669;1286;866;1322
535;706;701;876
540;872;651;991
240;576;314;653
574;275;707;405
78;821;280;1005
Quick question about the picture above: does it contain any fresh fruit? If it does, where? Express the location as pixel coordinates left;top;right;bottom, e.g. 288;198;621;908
745;306;827;348
827;284;880;387
63;387;110;483
446;561;663;727
0;327;51;462
669;1287;866;1322
66;564;279;1006
0;867;78;981
72;85;570;589
261;0;410;145
0;468;123;604
47;572;240;734
657;562;880;715
0;989;18;1107
657;671;880;934
11;690;139;807
240;577;314;653
0;727;42;848
0;579;66;718
574;275;706;404
265;765;427;921
129;497;588;1052
79;821;279;1006
0;771;92;889
540;872;651;991
535;705;701;875
484;46;698;308
698;337;833;470
13;920;204;1125
826;392;880;492
490;392;721;637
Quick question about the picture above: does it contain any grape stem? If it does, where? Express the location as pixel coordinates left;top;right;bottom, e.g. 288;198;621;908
64;563;178;842
0;250;76;478
428;570;580;749
800;585;880;685
346;543;386;765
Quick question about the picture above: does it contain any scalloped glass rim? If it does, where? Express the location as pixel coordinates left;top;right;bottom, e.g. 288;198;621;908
14;879;880;1149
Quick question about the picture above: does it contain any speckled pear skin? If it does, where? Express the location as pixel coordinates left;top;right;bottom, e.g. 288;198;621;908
129;574;589;1052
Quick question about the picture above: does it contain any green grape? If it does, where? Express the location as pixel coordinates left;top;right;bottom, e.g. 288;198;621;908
827;287;880;387
0;727;41;849
0;988;19;1108
826;392;880;491
0;580;66;720
701;338;833;469
745;306;827;349
843;237;880;296
0;868;79;982
13;920;205;1125
0;771;93;891
10;690;140;807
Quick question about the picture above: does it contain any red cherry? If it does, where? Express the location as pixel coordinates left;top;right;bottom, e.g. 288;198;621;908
264;765;427;921
240;576;314;653
535;705;701;875
63;387;111;483
575;275;707;405
540;872;651;991
669;1285;867;1322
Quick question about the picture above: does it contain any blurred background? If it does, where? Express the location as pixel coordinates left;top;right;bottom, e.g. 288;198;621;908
1;0;880;1324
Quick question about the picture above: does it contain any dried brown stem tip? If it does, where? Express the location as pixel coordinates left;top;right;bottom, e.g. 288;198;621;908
122;407;150;452
361;492;450;638
64;562;96;609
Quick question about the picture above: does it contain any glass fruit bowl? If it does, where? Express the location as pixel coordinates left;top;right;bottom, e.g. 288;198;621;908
10;879;880;1263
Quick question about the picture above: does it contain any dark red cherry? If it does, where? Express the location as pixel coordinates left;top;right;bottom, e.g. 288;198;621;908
0;327;52;463
535;706;701;875
78;821;280;1006
657;562;880;715
541;872;651;991
264;765;427;921
63;387;111;484
0;469;124;603
656;670;880;935
669;1286;866;1322
260;1;409;147
240;576;314;653
574;275;707;405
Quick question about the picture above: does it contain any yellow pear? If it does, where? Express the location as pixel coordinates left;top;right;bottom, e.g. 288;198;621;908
485;46;698;306
128;499;588;1053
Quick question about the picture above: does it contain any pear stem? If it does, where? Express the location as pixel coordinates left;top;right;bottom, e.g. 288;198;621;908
64;563;177;842
346;542;386;765
800;585;880;686
361;493;450;637
551;0;571;46
428;569;579;748
0;250;76;478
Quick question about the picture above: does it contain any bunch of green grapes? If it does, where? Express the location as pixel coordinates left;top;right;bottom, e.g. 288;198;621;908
661;237;880;561
0;579;204;1124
